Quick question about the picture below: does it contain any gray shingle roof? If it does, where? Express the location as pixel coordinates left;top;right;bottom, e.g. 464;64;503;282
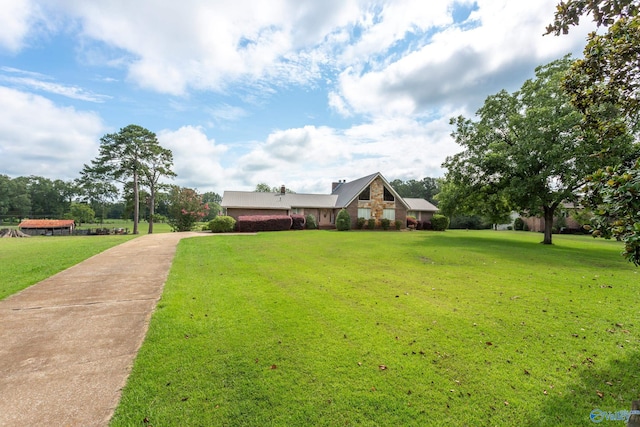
404;198;438;212
331;172;378;207
332;172;409;208
222;191;337;209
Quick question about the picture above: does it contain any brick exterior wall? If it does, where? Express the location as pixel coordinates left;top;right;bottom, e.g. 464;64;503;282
395;207;407;227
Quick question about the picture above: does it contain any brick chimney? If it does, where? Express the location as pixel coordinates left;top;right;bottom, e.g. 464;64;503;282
280;185;286;194
332;180;345;192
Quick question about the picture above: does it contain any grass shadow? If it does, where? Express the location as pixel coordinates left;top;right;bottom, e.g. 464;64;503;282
412;230;633;270
531;350;640;426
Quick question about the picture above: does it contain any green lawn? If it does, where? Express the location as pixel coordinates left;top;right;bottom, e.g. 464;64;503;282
0;234;138;300
110;230;638;426
0;219;206;300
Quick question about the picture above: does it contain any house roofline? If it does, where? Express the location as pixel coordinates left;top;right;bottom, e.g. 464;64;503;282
337;172;410;209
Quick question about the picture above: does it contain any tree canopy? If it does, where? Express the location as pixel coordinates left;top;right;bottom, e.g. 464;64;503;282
81;125;175;234
389;177;440;203
443;57;633;244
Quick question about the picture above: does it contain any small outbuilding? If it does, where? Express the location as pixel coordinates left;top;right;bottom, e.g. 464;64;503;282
18;219;76;236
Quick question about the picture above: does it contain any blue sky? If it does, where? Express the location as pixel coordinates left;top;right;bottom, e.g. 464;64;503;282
0;0;595;194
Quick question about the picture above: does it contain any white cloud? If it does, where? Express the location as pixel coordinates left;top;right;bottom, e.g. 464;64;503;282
0;73;110;102
208;104;247;122
331;0;596;118
227;114;459;194
157;126;228;191
0;86;104;179
47;0;362;95
0;0;38;51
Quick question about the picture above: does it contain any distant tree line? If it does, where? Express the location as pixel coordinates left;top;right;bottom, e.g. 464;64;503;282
1;125;221;233
0;173;222;228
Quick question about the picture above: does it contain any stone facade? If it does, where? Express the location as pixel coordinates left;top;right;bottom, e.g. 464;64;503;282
356;176;397;225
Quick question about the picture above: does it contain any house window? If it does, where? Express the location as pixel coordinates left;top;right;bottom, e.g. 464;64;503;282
382;209;395;220
358;186;370;200
358;208;371;219
383;187;394;202
291;208;302;214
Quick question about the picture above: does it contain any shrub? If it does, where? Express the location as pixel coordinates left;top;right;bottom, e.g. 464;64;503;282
357;217;366;229
395;219;403;230
431;214;450;231
305;214;317;230
422;220;433;230
209;216;236;233
406;216;418;229
167;186;209;232
291;214;306;230
380;218;390;230
513;217;525;231
416;220;423;230
336;209;351;231
367;218;376;230
237;215;293;232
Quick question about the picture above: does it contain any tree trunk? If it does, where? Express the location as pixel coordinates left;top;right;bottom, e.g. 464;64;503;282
133;171;139;235
148;188;155;234
542;205;555;245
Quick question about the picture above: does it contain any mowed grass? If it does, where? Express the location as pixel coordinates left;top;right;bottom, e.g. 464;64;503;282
0;234;137;300
76;220;175;234
111;230;639;426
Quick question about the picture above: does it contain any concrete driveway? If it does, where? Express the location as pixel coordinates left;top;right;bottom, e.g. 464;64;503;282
0;232;210;427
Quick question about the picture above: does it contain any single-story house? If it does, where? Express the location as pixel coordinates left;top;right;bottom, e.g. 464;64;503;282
18;219;76;236
221;172;438;228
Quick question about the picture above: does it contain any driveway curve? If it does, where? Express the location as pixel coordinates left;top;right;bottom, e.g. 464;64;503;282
0;232;214;427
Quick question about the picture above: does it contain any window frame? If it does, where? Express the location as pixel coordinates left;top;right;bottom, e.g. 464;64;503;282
382;208;395;220
358;208;371;219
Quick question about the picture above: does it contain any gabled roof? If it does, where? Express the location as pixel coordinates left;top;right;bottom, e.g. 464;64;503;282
222;191;338;209
404;198;438;212
332;172;409;209
19;219;75;229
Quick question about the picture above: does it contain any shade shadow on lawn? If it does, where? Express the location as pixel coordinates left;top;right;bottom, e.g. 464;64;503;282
535;351;640;426
413;231;633;270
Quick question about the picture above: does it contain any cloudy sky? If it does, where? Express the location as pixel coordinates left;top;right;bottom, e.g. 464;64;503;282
0;0;595;194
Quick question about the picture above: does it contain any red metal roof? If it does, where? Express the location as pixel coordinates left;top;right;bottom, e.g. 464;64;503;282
19;219;75;229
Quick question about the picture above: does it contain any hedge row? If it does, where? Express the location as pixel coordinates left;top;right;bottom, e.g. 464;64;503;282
237;215;293;232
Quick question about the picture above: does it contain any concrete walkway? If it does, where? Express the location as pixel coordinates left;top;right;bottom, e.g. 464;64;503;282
0;232;210;427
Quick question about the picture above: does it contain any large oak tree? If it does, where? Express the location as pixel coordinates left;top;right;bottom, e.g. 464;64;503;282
443;57;633;244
